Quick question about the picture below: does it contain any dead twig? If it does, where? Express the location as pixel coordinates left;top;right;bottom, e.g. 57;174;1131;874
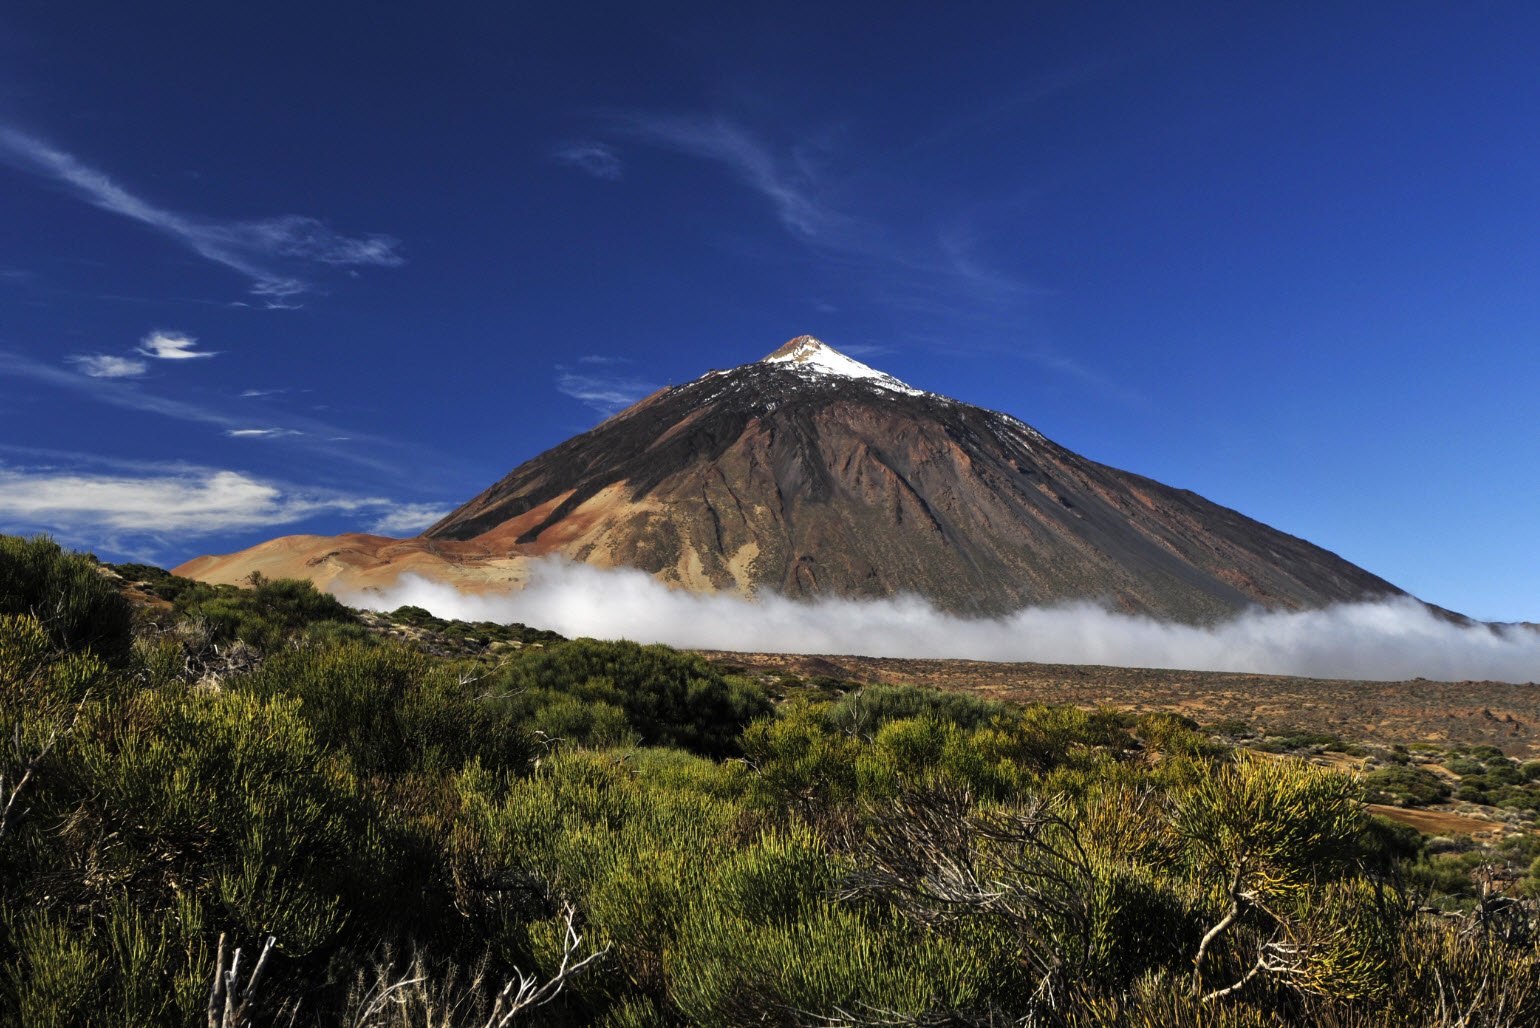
207;933;278;1028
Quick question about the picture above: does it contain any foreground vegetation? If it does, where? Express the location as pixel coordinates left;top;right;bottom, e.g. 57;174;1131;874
2;534;1538;1026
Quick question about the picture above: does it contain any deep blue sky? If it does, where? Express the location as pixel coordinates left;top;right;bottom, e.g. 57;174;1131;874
1;2;1535;621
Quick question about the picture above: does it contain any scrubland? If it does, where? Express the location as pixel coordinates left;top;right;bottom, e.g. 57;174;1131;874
3;533;1538;1026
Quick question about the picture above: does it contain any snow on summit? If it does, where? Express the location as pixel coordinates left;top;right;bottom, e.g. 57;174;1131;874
759;336;922;395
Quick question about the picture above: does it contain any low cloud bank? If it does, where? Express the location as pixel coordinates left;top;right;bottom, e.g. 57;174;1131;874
342;560;1540;684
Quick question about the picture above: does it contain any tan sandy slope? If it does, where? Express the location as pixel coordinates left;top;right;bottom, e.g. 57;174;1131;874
173;532;538;596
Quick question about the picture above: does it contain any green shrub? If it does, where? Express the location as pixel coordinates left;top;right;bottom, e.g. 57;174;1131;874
12;526;1540;1025
240;641;530;778
1134;711;1211;755
826;683;1005;736
1363;766;1450;807
0;534;134;659
1486;763;1524;786
496;639;771;757
740;704;868;810
1443;757;1484;776
173;576;357;653
1173;753;1366;897
530;695;639;750
668;902;1003;1026
0;611;114;718
1202;719;1255;738
106;561;173;585
1255;730;1346;753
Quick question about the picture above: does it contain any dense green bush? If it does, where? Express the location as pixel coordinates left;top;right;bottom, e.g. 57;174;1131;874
825;682;1006;736
390;603;565;646
172;576;358;653
0;534;133;659
4;532;1538;1027
495;639;771;757
1363;765;1451;807
239;640;530;779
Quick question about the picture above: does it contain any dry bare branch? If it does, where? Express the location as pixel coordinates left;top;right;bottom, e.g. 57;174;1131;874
0;693;86;842
831;786;1096;1014
208;933;278;1028
352;903;608;1028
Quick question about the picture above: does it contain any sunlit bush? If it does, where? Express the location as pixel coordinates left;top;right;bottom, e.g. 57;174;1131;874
0;534;133;659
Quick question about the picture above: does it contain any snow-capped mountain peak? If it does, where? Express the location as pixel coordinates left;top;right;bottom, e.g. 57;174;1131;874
759;336;922;396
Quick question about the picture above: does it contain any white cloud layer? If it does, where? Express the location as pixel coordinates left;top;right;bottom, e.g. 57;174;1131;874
67;354;148;378
0;126;402;300
0;466;425;537
346;562;1540;684
0;468;338;533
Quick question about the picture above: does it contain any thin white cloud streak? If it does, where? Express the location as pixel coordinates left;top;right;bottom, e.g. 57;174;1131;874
0;348;249;429
553;140;623;180
620;114;842;240
0;126;402;300
224;428;300;438
368;504;452;536
138;330;215;360
66;353;147;378
555;370;659;416
348;562;1540;684
616;113;1049;323
0;349;410;473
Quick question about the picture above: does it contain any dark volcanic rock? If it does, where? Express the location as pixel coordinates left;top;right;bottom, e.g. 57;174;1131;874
423;337;1402;622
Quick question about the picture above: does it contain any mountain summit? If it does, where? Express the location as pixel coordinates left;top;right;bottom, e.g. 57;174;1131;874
757;335;923;394
392;336;1398;620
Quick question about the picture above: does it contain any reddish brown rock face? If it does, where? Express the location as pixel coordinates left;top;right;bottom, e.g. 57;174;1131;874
413;338;1402;621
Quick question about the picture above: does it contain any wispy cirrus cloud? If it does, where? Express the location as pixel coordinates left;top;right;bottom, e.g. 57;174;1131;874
608;111;1147;403
66;353;148;378
0;126;403;303
137;329;216;360
555;366;659;416
835;343;888;358
552;140;623;180
368;503;452;536
618;114;843;240
0;348;413;473
612;113;1044;313
224;428;300;439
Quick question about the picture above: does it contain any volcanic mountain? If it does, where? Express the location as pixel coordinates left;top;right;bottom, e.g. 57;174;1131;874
180;336;1403;622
